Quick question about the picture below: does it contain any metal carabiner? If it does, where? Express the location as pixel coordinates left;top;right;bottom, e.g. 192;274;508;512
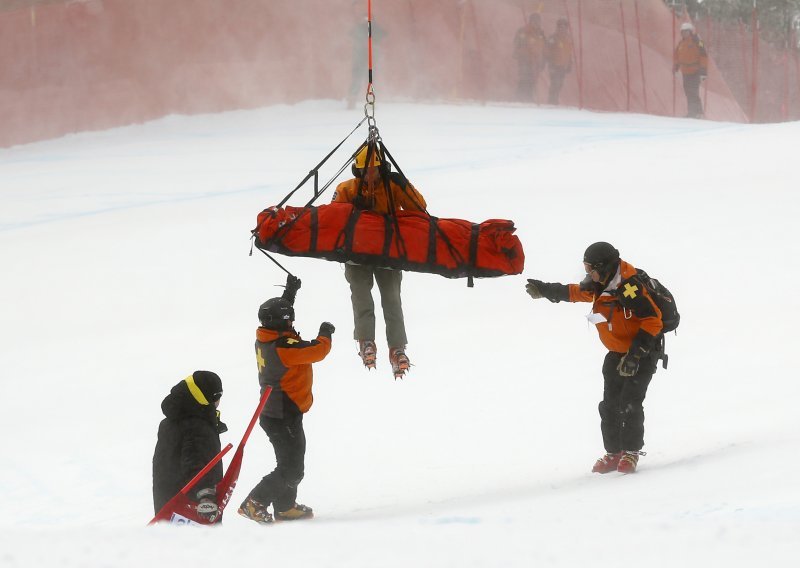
364;85;377;129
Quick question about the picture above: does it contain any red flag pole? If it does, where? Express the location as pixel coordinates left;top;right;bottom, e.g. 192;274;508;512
634;0;648;114
751;7;759;122
577;0;584;109
148;442;233;525
214;386;273;516
620;1;630;112
672;8;676;116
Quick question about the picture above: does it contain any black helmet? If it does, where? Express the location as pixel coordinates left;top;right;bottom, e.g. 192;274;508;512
258;297;294;329
583;241;620;281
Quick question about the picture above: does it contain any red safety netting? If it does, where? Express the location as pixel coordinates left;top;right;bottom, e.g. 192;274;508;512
2;0;796;148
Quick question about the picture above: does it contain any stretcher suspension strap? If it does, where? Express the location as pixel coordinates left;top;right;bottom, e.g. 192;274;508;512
467;223;480;288
276;116;367;210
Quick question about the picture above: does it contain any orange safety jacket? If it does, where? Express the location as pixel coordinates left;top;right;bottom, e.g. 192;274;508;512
514;25;546;65
332;173;426;216
567;260;663;354
674;35;708;75
255;327;332;418
547;33;573;70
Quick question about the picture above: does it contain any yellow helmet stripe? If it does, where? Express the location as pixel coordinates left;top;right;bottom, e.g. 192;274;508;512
185;374;210;406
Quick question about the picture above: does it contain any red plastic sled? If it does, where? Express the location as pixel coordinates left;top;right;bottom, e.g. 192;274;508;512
253;203;524;279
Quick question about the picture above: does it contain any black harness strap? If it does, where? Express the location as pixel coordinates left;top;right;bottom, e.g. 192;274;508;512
380;142;428;214
426;216;438;267
381;140;471;283
342;208;363;255
309;207;319;253
467;223;479;288
382;214;395;260
252;118;367;247
277;117;367;209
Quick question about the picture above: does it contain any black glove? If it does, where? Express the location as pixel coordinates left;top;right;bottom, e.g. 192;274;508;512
196;498;220;523
286;274;301;294
526;279;568;303
617;345;649;377
282;274;301;304
318;322;335;337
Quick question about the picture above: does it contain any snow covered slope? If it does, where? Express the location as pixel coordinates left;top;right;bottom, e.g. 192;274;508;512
1;101;798;567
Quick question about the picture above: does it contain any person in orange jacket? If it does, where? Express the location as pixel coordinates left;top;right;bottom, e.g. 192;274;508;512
546;18;574;105
513;13;547;102
525;242;664;474
674;21;708;118
331;144;426;378
237;274;334;524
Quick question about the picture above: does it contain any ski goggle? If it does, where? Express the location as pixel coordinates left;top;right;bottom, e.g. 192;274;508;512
583;262;599;274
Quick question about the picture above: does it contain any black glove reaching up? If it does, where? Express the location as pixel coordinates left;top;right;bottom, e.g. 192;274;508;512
526;279;569;303
283;274;301;303
318;322;335;338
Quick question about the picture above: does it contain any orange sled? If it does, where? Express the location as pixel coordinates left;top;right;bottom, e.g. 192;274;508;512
253;203;524;279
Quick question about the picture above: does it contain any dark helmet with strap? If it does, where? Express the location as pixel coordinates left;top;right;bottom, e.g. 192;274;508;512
258;297;294;330
583;241;620;282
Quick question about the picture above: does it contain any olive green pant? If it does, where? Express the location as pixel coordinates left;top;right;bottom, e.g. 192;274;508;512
344;264;407;348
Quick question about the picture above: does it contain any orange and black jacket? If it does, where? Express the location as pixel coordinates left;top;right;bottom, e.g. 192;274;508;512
514;24;546;66
256;328;332;419
546;32;573;71
332;172;427;216
567;259;663;355
674;34;708;76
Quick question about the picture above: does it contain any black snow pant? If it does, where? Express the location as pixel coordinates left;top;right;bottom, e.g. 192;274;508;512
682;73;704;118
248;413;306;513
598;351;656;453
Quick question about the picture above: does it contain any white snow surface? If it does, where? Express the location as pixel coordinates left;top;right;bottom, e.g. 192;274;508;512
1;101;799;566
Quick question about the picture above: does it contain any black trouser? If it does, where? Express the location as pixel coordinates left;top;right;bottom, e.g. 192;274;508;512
682;73;703;118
598;351;656;453
248;413;305;513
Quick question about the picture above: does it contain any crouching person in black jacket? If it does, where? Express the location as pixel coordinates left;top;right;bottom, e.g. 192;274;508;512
152;370;227;522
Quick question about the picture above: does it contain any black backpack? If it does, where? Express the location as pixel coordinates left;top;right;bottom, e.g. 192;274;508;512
635;268;680;333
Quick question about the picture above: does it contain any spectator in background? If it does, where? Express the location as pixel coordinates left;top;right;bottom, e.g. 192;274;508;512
673;22;708;118
513;13;547;102
546;18;574;105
